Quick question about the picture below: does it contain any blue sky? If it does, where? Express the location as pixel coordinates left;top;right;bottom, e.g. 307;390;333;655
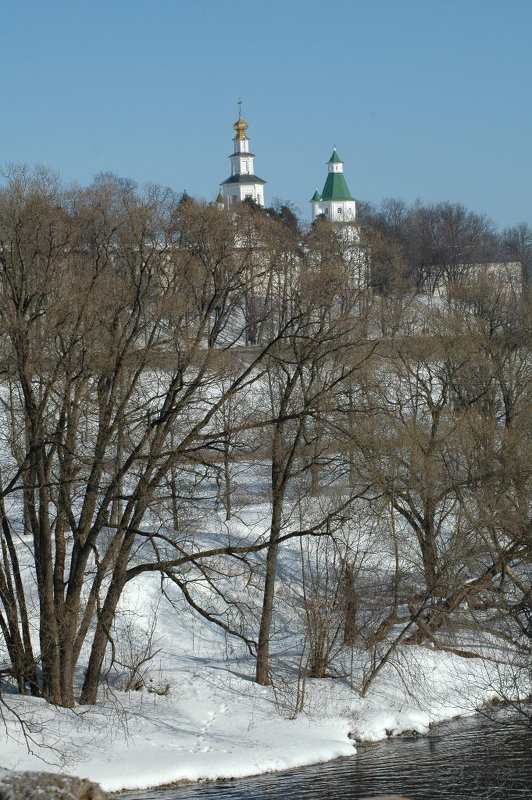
1;0;531;228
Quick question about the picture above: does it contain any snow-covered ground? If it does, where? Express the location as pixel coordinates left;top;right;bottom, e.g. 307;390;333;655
1;461;521;793
1;569;506;794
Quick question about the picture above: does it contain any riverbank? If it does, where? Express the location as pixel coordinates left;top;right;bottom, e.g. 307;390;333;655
1;574;509;794
115;714;532;800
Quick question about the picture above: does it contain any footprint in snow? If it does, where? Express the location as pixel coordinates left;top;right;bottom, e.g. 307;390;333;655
192;702;230;751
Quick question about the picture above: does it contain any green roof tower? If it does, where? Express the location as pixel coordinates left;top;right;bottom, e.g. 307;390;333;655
310;148;356;223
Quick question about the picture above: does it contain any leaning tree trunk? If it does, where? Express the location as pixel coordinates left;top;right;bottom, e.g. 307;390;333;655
79;534;133;705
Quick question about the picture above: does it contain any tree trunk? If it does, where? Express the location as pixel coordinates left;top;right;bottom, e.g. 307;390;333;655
223;442;232;521
79;571;126;705
79;529;135;704
343;561;358;646
255;506;281;685
255;446;285;685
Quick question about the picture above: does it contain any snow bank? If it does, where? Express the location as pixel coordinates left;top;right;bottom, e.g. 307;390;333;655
1;589;502;793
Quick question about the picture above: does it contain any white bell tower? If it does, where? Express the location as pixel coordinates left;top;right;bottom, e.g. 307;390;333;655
220;103;266;207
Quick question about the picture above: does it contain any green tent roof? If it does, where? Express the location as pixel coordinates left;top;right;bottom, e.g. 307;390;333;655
328;148;343;163
320;171;354;201
310;188;322;202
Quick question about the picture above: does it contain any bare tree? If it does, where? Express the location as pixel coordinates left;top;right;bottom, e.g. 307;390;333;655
254;222;372;684
0;172;299;705
501;221;532;287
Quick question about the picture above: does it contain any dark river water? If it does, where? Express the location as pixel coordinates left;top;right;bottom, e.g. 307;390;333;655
118;712;532;800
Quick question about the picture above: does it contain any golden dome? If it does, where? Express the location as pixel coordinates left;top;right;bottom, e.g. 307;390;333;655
233;113;249;140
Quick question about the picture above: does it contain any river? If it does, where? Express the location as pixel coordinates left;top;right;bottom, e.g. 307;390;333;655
118;712;532;800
